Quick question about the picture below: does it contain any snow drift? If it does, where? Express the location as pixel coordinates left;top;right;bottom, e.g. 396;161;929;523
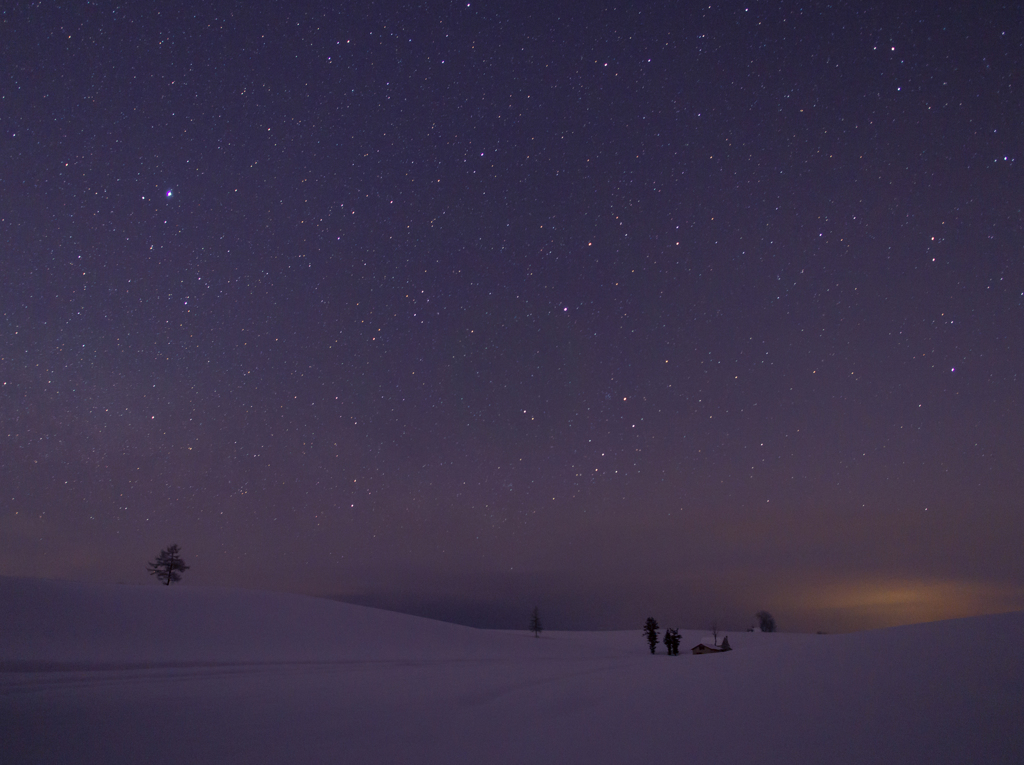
2;576;1021;764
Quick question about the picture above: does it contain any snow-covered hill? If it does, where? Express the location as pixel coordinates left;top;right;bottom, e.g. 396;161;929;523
2;576;1021;764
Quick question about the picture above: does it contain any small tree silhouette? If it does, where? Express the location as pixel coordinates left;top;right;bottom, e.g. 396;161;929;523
529;606;543;638
755;610;777;632
643;617;660;654
148;544;189;585
664;628;681;655
710;620;720;646
720;635;732;651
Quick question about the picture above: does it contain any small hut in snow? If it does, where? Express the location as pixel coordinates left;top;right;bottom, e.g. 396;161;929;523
691;636;731;654
691;642;724;655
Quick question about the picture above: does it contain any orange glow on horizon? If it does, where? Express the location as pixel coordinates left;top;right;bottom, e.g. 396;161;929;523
788;578;1024;631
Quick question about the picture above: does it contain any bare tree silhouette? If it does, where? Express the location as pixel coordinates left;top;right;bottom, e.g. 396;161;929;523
529;606;543;638
148;544;189;585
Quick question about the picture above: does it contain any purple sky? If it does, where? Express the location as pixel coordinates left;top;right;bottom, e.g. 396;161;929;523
2;0;1022;632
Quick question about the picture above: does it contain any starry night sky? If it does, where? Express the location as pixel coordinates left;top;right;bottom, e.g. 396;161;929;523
2;1;1022;632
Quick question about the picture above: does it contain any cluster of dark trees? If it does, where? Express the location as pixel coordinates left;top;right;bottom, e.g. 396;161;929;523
755;610;777;632
663;627;681;655
645;610;778;653
643;618;687;655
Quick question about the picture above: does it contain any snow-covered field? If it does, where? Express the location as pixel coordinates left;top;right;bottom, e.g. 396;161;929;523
2;576;1021;764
